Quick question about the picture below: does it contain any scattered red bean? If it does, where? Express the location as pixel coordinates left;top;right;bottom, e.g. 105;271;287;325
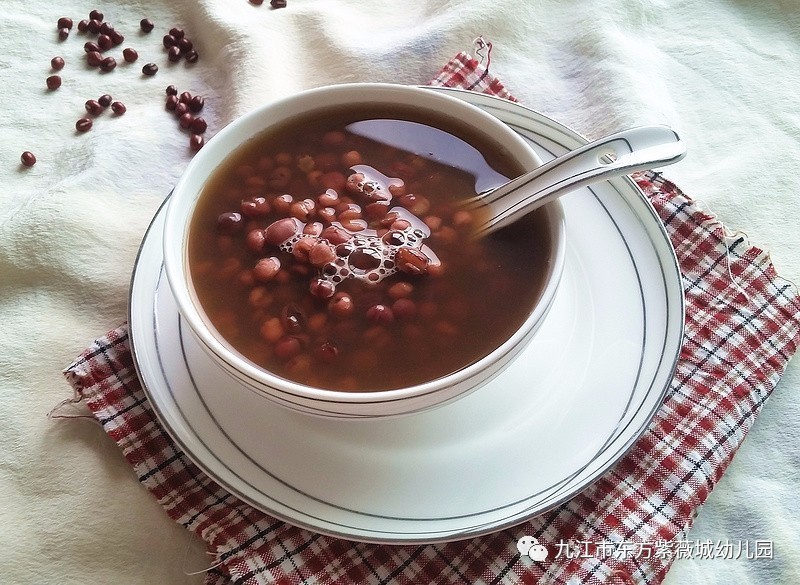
100;56;117;72
179;112;194;128
122;48;138;63
166;84;178;96
51;56;65;70
174;102;189;116
75;118;93;132
140;18;154;33
58;28;70;41
165;95;179;111
185;49;199;63
251;0;264;4
20;151;36;167
77;19;89;32
189;134;205;151
98;94;113;107
84;41;100;53
111;101;126;115
86;51;102;67
142;63;158;76
178;37;193;52
111;31;124;46
189;95;205;113
167;46;182;62
179;91;192;104
46;75;62;90
97;34;112;51
163;34;177;48
271;0;288;7
85;99;104;116
190;117;207;134
87;19;101;34
89;9;104;21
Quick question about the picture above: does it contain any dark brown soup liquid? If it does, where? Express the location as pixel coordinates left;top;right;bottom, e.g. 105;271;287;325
188;104;552;391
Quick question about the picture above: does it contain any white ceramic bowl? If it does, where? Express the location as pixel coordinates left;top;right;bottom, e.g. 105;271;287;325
163;83;565;418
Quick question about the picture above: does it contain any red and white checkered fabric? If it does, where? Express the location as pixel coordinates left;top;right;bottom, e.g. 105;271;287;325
64;53;800;584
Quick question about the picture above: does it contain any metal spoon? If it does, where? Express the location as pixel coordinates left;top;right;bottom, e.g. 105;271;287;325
462;125;686;238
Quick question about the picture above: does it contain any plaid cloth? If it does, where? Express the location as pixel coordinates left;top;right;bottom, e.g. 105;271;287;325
63;53;800;585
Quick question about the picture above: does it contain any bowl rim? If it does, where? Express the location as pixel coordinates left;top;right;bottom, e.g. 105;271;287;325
163;82;566;406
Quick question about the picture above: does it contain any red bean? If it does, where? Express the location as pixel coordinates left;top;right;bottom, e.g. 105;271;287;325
98;34;112;51
51;56;65;70
140;18;155;33
274;336;302;360
366;304;394;325
123;48;138;63
165;95;179;111
142;63;158;76
216;212;243;234
269;166;292;189
388;281;413;299
313;339;338;362
328;292;354;319
111;101;126;115
309;278;335;299
264;217;298;245
20;151;36;167
292;237;316;262
86;51;102;67
98;94;113;107
241;196;270;217
46;75;61;90
190;117;207;134
392;298;417;320
308;241;335;267
281;303;307;333
254;257;281;281
317;189;339;207
75;118;92;132
245;228;266;253
302;222;323;236
85;99;104;116
100;56;117;72
260;317;283;343
188;95;205;113
190;133;205;151
395;247;430;275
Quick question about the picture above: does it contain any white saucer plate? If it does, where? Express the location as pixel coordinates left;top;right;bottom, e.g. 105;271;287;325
128;89;684;544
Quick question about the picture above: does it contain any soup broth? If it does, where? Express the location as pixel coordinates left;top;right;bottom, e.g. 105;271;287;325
188;103;552;391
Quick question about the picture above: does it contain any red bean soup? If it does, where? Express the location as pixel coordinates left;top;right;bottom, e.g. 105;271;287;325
187;103;553;392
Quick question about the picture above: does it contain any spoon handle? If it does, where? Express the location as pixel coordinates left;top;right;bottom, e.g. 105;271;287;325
467;125;686;238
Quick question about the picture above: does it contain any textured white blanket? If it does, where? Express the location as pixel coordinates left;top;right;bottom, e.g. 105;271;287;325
1;1;798;583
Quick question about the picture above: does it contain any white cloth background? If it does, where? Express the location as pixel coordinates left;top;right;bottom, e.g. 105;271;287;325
1;1;798;583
